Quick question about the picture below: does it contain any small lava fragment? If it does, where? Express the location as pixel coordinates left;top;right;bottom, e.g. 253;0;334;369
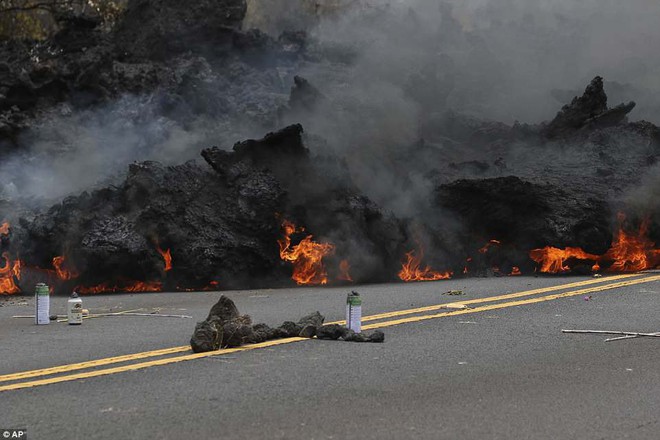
444;290;464;296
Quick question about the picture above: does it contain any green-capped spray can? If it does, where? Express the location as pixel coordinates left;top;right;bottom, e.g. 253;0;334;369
346;291;362;333
35;283;50;325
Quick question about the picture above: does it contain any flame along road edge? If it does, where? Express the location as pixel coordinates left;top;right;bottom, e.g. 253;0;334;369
1;273;658;392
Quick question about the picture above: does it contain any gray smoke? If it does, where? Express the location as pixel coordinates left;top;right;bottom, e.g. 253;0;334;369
4;0;660;217
269;0;660;220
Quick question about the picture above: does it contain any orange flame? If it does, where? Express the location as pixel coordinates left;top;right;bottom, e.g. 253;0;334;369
0;252;21;294
156;245;172;272
398;244;452;282
338;259;353;282
52;256;79;281
478;239;501;254
529;246;600;273
76;281;163;294
603;215;658;272
529;213;660;273
0;222;21;294
278;220;335;285
510;266;522;276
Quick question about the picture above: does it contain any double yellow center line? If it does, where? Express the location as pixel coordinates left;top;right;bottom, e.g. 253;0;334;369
1;273;657;392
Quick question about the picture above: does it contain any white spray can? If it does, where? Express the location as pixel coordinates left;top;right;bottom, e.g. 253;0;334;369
346;291;362;333
67;292;83;325
35;283;50;325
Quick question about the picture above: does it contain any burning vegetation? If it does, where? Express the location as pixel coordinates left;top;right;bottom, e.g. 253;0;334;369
0;223;20;294
0;252;21;294
155;245;173;272
398;244;452;282
278;220;335;285
530;213;660;274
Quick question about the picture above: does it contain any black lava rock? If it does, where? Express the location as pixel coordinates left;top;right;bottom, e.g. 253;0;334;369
316;324;347;340
297;311;324;328
368;331;385;343
543;76;635;138
342;329;385;343
252;323;272;342
298;325;317;338
221;315;255;348
190;318;223;353
277;321;302;338
207;295;240;322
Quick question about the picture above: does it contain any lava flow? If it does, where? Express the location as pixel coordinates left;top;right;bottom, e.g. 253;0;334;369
278;220;335;285
529;213;660;273
398;244;452;282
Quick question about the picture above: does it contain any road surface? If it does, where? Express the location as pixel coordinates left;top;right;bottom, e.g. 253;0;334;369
1;273;659;439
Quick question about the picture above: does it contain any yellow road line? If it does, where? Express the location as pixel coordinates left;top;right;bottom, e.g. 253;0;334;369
0;345;190;383
0;338;307;392
331;273;638;325
1;274;657;393
0;274;640;384
362;274;660;329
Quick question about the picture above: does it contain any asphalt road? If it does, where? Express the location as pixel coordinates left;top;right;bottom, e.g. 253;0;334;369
1;274;659;439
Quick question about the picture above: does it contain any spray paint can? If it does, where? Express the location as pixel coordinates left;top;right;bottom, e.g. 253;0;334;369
346;291;362;333
35;283;50;325
67;292;83;325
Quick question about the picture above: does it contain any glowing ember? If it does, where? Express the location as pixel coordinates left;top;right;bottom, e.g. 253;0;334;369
510;266;522;276
529;246;600;273
156;245;173;272
398;244;452;282
338;259;353;282
194;281;221;292
478;239;501;254
76;281;163;294
0;252;21;294
278;220;335;285
52;256;79;281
